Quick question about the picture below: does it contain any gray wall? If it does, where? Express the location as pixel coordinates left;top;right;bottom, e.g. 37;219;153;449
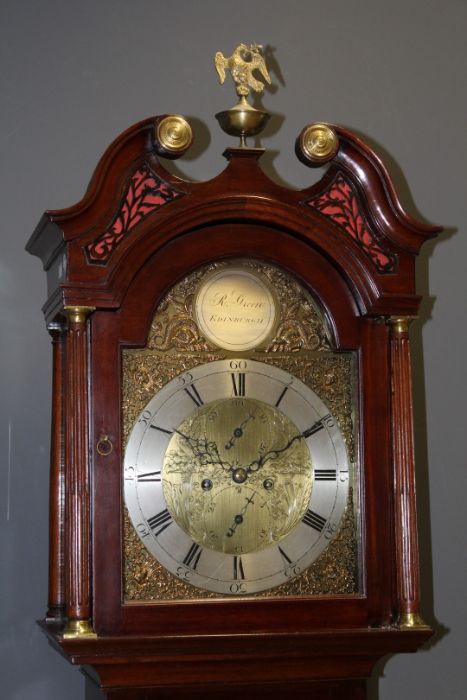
1;1;465;698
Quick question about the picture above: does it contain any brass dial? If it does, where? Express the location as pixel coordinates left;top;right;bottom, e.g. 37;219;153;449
124;359;349;595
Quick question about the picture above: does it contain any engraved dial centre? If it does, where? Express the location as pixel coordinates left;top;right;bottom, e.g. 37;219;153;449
162;398;313;554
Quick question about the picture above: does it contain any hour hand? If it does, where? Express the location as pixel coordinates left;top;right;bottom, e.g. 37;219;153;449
174;429;233;471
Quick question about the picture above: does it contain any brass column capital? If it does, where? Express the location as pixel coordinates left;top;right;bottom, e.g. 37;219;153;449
64;306;96;324
388;316;418;335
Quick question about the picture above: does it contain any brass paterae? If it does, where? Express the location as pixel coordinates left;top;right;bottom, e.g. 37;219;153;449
300;123;339;164
157;115;193;153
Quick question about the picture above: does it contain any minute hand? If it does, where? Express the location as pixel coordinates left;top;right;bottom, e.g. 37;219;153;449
246;416;328;474
246;433;303;473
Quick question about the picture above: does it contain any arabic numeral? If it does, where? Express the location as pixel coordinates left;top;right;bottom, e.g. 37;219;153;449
229;359;247;370
136;523;150;538
178;372;194;386
278;546;302;577
138;410;152;426
176;566;192;581
324;521;338;540
124;466;135;480
323;414;335;428
285;564;302;577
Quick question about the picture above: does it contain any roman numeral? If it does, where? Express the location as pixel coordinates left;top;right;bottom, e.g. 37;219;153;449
314;469;337;481
302;509;327;532
147;509;173;536
183;542;202;570
275;386;288;407
150;425;173;436
302;414;332;439
233;555;245;580
278;546;292;565
184;384;203;407
137;470;161;482
231;373;246;397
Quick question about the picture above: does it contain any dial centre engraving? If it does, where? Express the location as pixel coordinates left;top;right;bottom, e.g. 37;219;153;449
162;397;313;554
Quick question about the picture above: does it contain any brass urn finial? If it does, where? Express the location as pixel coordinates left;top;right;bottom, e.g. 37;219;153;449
214;43;271;147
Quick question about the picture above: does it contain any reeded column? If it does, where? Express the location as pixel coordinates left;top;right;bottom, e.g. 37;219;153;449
63;306;97;638
46;322;66;621
388;316;428;629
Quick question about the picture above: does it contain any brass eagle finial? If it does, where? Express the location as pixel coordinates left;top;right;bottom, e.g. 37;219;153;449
214;43;271;146
215;43;271;98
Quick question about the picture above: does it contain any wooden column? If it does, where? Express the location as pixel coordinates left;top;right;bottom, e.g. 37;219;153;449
388;317;428;628
46;322;67;621
63;306;97;638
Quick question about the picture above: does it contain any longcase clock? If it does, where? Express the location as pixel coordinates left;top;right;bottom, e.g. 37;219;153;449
27;45;441;699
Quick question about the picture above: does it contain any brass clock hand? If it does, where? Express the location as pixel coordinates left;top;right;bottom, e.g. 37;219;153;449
246;432;304;474
226;493;257;538
173;429;234;471
246;415;329;474
224;412;255;450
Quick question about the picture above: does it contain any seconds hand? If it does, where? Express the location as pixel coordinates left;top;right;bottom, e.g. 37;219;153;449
224;412;255;450
226;492;257;538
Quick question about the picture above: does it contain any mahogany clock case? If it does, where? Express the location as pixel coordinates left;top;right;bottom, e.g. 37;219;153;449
27;116;440;694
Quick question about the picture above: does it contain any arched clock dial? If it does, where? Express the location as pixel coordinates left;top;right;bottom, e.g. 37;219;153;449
124;359;350;595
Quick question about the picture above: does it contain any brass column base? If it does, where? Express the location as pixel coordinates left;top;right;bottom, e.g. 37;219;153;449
62;619;97;639
398;612;430;630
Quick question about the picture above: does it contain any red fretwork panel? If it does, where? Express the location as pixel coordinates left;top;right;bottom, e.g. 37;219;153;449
306;174;398;274
85;163;185;265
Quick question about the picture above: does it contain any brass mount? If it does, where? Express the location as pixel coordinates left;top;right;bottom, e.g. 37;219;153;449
62;619;97;639
398;612;431;630
214;43;271;146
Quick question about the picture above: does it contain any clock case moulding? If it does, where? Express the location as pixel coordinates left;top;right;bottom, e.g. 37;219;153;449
27;114;441;700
